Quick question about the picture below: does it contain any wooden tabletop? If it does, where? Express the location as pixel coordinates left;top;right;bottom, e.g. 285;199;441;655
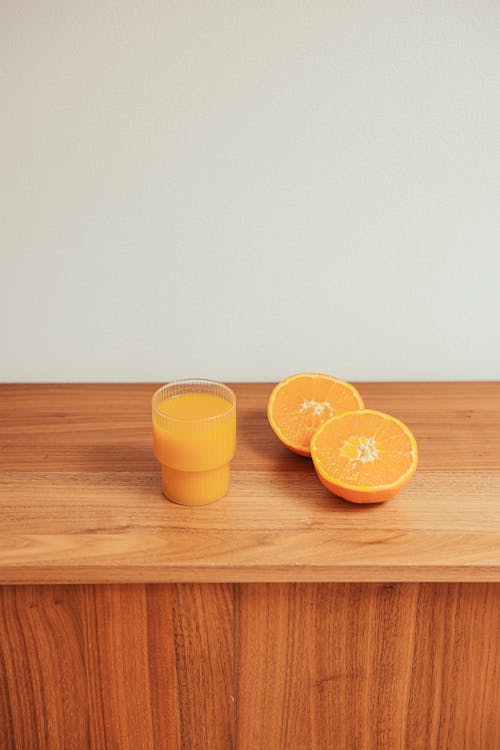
0;382;499;583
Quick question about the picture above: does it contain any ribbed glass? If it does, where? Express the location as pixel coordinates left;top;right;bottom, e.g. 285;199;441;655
152;379;236;505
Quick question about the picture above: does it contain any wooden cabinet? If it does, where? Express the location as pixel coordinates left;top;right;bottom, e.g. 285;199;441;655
0;384;499;748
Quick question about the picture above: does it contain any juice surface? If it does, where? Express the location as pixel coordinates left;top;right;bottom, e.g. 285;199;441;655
153;391;236;477
157;393;232;420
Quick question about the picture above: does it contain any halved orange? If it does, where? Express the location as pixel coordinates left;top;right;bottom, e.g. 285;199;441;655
267;373;364;456
311;409;418;503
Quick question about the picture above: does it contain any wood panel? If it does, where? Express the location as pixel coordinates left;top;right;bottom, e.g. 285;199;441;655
0;383;499;582
0;584;234;750
1;582;498;749
404;583;500;749
235;582;500;750
0;586;88;749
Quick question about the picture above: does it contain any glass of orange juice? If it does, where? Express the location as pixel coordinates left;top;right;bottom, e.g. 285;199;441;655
152;379;236;505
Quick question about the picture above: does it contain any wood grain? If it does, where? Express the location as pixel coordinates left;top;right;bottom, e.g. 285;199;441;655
0;581;497;749
0;584;234;750
0;586;88;749
235;582;500;750
0;383;499;582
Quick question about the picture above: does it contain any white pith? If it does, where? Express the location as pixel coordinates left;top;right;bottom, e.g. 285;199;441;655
355;436;379;463
299;400;334;417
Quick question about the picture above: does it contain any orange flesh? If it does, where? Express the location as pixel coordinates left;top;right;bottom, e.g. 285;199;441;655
311;410;417;491
268;374;364;455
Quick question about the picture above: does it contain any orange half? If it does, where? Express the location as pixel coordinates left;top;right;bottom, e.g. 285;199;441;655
311;409;418;503
267;373;364;456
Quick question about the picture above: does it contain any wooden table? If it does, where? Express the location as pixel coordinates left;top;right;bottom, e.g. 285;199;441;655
0;383;498;749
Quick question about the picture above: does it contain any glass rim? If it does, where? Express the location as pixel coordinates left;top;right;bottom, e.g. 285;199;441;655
152;379;236;423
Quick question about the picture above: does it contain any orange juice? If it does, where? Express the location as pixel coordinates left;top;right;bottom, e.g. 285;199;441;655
152;382;236;505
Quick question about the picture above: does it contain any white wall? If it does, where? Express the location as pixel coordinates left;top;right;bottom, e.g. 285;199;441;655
2;1;499;382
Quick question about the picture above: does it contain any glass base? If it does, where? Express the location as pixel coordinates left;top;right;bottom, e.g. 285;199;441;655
161;464;230;506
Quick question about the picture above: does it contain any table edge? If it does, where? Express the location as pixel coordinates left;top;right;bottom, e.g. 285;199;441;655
0;563;499;585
